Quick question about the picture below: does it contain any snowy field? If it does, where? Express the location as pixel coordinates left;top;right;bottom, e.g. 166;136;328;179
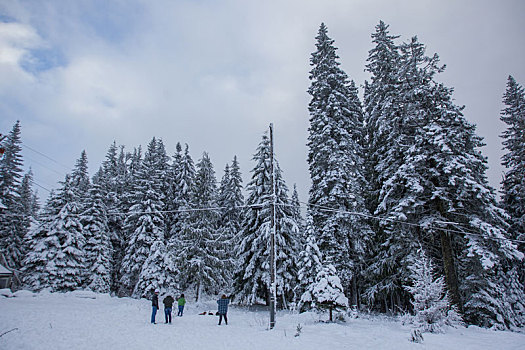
1;290;524;350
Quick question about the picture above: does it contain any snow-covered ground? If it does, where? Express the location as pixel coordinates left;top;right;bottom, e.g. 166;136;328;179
1;290;524;350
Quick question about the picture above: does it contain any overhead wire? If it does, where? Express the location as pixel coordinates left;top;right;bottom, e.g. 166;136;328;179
300;200;525;245
21;142;70;171
1;197;523;245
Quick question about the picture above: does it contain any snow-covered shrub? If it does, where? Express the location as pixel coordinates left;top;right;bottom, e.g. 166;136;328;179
404;249;463;333
312;264;348;322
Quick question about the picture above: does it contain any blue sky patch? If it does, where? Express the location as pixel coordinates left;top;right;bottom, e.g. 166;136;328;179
20;48;67;74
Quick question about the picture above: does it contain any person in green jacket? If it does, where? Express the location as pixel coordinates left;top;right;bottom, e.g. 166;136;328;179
177;294;186;316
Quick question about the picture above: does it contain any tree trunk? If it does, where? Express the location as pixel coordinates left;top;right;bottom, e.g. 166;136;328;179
195;280;201;302
329;305;333;322
440;230;462;311
351;277;358;308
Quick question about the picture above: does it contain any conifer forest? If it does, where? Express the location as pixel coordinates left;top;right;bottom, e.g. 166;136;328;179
1;22;524;332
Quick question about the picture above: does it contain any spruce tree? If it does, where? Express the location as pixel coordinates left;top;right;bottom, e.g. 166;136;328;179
135;240;174;297
500;76;525;252
83;183;112;293
307;23;371;306
217;156;245;287
179;152;225;301
404;249;462;333
296;214;324;312
0;121;26;269
362;24;523;328
312;264;348;322
169;144;195;241
120;139;165;297
71;150;91;197
22;192;62;291
38;175;86;291
233;132;299;307
95;142;129;293
290;184;304;238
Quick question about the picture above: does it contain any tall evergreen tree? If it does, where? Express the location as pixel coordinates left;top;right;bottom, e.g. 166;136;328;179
217;156;245;287
296;214;324;312
83;183;112;293
290;184;304;238
71;150;91;196
165;142;184;240
95;142;129;293
179;152;225;301
22;192;61;291
499;76;525;328
362;24;523;329
307;23;371;306
500;76;525;250
120;138;165;297
0;121;26;269
24;175;87;291
0;121;24;210
169;144;196;240
233;132;300;307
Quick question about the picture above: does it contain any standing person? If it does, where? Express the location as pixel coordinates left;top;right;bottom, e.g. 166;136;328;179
177;294;186;317
151;289;160;324
217;294;230;325
163;294;175;324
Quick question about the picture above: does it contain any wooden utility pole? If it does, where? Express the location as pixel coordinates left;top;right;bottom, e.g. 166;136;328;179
269;123;276;329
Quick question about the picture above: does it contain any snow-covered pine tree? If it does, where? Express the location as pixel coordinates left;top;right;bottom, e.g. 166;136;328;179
307;23;371;307
312;263;348;322
22;192;61;291
296;214;324;312
290;184;304;239
498;77;525;329
361;21;407;313
233;132;299;308
71;150;91;198
83;183;112;293
363;26;523;328
95;142;130;293
179;152;225;301
404;248;462;333
0;121;24;209
135;240;173;298
217;156;245;288
500;75;525;260
0;121;27;269
165;142;183;241
169;143;195;242
44;175;86;291
120;138;165;297
13;170;39;282
396;42;523;328
153;139;171;240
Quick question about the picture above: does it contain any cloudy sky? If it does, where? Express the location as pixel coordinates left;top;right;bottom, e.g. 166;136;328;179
1;0;524;202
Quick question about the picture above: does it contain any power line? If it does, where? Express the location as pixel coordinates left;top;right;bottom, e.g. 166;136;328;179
24;154;66;177
21;142;70;171
301;201;525;245
29;179;51;193
1;194;523;246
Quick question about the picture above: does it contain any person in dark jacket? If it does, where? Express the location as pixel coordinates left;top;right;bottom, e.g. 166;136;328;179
177;294;186;317
151;289;160;324
217;294;230;325
163;294;175;324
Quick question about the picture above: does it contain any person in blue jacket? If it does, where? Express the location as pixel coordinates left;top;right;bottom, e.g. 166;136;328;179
151;289;160;324
217;294;230;325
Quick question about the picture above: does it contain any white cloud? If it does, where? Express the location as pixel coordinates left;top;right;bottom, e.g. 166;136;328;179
0;0;524;197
